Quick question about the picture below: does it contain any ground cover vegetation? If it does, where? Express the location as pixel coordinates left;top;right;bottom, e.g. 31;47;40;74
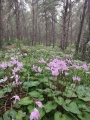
0;45;90;120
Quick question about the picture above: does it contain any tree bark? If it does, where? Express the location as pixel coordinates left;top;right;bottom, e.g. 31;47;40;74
14;0;21;40
75;0;88;54
0;0;2;48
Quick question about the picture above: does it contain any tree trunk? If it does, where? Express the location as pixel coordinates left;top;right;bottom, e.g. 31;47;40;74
32;0;35;46
0;0;2;48
75;0;88;54
61;0;69;50
14;0;21;40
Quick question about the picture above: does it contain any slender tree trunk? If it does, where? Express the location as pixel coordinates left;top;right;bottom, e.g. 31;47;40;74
14;0;20;40
88;0;90;42
75;0;88;54
32;0;35;46
61;0;68;50
35;1;38;45
45;8;48;46
0;0;2;48
43;0;48;46
52;13;55;48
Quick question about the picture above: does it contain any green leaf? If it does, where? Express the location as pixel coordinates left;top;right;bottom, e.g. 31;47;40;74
54;97;64;106
37;95;44;101
79;96;90;101
0;117;2;120
16;110;23;120
54;90;62;95
3;87;12;94
9;110;17;119
0;90;4;98
78;112;90;120
3;111;10;120
42;115;48;120
3;110;16;120
28;104;34;113
19;97;33;105
38;108;45;120
64;90;77;98
13;101;21;108
44;101;57;113
23;81;40;88
83;107;90;112
54;111;62;120
59;114;75;120
28;91;41;98
65;99;71;104
63;102;81;114
57;97;64;105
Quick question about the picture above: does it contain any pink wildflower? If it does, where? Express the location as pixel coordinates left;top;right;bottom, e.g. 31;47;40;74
0;77;8;83
32;65;37;72
82;64;88;71
38;67;42;73
72;76;81;82
17;62;23;69
72;76;77;81
13;80;22;86
38;58;46;63
52;69;59;76
12;67;21;74
0;62;7;69
11;95;20;104
73;65;81;69
47;59;68;76
11;59;18;65
35;101;44;108
30;108;40;120
77;77;81;82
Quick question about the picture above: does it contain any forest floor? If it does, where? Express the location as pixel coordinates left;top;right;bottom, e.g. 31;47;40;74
0;45;90;120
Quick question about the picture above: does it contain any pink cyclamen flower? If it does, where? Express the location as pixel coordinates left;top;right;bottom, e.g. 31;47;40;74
35;101;44;108
38;58;46;63
73;65;81;69
0;62;7;69
72;76;81;82
82;64;88;71
77;77;81;82
11;95;20;104
30;108;40;120
72;76;77;81
13;80;22;86
52;69;59;76
38;67;42;73
0;77;8;83
32;65;37;72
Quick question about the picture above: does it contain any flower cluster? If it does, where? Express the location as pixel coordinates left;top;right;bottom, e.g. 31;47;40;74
72;76;81;82
30;101;44;120
0;58;23;85
32;65;42;73
11;59;23;85
47;58;68;76
38;58;46;63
